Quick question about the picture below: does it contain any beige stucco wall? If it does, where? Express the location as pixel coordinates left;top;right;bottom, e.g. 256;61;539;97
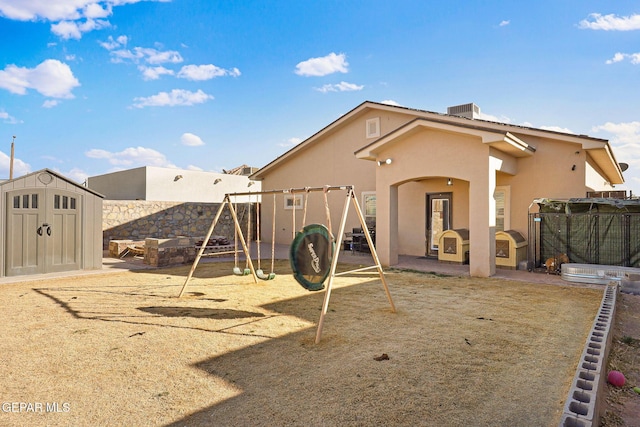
585;154;617;192
260;109;417;245
256;103;620;277
396;180;470;256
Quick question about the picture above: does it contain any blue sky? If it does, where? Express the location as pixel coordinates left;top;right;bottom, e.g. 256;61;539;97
0;0;639;195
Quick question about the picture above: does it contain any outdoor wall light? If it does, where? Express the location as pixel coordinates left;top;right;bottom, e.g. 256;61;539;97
447;178;453;186
214;178;222;184
174;175;183;181
377;158;392;166
247;181;255;187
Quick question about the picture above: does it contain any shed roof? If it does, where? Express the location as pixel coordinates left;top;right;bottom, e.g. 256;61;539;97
1;168;104;198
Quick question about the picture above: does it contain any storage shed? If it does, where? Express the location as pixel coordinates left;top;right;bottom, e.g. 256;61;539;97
0;169;104;277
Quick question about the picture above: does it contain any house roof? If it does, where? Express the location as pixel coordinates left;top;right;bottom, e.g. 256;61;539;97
354;117;536;160
252;101;624;184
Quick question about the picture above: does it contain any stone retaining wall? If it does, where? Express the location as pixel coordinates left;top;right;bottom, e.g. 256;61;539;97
101;200;253;249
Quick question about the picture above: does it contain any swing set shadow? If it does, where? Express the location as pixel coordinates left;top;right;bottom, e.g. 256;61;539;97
178;185;396;343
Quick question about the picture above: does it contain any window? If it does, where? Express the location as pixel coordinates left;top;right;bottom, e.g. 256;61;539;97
13;194;39;209
366;117;380;139
494;186;510;231
284;194;303;210
53;194;77;210
362;192;376;228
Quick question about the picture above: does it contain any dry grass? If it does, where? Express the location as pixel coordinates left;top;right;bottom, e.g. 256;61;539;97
0;261;602;426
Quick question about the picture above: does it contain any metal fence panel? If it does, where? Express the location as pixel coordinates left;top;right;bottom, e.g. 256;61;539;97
530;212;640;268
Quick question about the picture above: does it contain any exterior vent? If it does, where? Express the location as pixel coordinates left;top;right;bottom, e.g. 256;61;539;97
366;117;381;139
447;103;480;119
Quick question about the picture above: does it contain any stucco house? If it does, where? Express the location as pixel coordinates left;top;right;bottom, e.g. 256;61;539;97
252;101;625;277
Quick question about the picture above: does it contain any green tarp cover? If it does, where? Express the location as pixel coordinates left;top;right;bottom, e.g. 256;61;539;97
535;198;640;214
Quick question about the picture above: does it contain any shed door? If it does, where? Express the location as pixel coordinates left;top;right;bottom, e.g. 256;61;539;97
47;191;81;273
6;189;81;276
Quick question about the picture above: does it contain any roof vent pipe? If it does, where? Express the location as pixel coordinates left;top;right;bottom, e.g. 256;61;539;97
447;103;481;119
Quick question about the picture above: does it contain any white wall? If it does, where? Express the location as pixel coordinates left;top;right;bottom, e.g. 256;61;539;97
88;166;261;202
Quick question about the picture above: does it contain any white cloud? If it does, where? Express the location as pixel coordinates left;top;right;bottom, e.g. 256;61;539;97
295;52;349;77
132;89;213;108
84;2;111;19
380;99;401;106
0;59;80;98
42;99;60;108
138;65;174;80
477;111;511;123
85;146;176;168
0;0;167;38
578;13;640;31
0;150;31;177
109;46;183;65
606;52;640;65
278;137;302;147
180;132;205;146
499;20;510;27
54;167;88;184
100;35;128;50
0;110;18;124
51;18;110;40
592;121;640;187
177;64;241;80
315;81;363;93
540;125;575;134
593;121;640;145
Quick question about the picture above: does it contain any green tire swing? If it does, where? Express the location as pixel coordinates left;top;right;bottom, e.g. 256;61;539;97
233;200;251;276
255;194;276;281
289;186;336;291
289;223;333;291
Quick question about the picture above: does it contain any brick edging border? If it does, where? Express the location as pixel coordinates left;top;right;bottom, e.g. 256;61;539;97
559;282;618;426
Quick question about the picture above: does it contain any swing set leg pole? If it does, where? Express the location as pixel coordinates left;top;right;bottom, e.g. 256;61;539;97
351;190;396;313
315;188;351;344
178;198;228;298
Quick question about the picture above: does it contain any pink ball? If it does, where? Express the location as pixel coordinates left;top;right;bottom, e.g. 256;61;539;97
607;370;626;387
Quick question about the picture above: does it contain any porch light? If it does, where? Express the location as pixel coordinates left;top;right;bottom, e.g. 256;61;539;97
214;178;222;184
447;178;453;186
174;175;183;181
377;158;392;166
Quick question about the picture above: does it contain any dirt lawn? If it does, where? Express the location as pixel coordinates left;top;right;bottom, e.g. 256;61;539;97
0;261;606;426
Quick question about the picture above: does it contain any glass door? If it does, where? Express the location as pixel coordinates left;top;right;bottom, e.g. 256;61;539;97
426;193;452;257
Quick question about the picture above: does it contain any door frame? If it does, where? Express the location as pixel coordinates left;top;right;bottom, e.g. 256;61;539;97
425;192;452;257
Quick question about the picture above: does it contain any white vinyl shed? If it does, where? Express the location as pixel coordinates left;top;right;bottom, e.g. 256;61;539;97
0;169;104;277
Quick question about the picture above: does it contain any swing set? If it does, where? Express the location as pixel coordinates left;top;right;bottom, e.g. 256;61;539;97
178;185;396;343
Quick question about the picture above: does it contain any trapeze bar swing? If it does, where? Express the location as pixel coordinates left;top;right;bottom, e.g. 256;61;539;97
178;185;396;344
